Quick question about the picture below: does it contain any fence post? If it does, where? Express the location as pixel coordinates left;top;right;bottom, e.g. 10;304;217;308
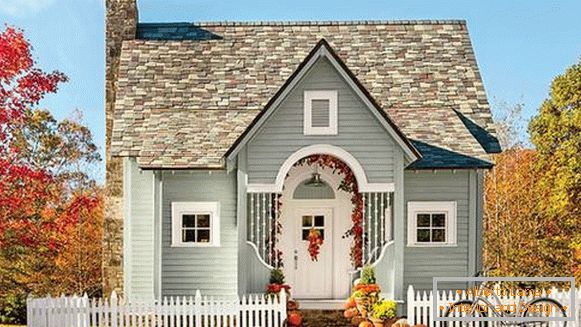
194;290;202;327
26;295;32;327
279;289;287;324
111;291;118;327
407;285;414;325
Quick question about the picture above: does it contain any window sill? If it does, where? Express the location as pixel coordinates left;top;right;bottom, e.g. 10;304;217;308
171;243;221;248
406;243;457;248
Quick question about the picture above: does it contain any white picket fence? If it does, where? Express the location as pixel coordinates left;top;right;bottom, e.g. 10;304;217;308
27;290;287;327
407;285;581;327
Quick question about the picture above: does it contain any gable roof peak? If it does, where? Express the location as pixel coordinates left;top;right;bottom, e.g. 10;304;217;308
226;38;421;162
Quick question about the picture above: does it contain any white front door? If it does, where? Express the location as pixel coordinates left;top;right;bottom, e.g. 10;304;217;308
292;208;334;299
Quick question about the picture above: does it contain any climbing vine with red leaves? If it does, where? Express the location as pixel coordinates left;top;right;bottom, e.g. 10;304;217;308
293;155;364;268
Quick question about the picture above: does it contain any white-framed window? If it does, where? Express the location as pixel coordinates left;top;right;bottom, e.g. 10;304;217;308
171;202;220;247
407;201;457;247
303;90;338;135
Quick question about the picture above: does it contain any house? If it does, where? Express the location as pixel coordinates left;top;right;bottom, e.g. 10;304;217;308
105;2;500;309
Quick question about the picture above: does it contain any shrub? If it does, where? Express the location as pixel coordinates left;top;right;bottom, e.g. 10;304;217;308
269;268;285;284
0;293;27;325
360;265;376;284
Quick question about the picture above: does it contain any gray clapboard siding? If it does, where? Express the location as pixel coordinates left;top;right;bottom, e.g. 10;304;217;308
125;158;156;300
161;171;238;297
247;57;396;184
403;170;474;291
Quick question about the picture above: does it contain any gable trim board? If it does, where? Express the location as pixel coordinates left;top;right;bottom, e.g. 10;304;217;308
225;38;421;166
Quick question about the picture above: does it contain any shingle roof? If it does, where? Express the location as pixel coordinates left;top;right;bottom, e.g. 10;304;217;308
111;20;499;169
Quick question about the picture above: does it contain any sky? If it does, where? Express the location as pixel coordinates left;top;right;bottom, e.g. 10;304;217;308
1;0;580;183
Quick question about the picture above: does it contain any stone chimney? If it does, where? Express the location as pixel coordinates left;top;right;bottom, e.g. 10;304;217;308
104;0;138;295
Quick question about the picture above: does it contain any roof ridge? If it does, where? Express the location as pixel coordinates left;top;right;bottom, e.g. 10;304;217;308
139;19;467;27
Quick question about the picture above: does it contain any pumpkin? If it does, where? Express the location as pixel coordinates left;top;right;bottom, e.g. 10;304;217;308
359;321;373;327
287;300;298;311
344;308;357;319
351;316;365;326
345;296;356;309
392;319;410;327
288;312;302;326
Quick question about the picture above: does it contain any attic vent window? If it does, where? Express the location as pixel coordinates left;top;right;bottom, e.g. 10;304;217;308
304;90;338;135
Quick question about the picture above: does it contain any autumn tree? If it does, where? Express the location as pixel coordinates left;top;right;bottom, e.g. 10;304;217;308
0;26;103;323
529;58;581;281
484;59;581;284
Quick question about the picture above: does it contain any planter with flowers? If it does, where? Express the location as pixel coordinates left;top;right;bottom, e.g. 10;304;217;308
266;268;291;297
344;265;382;325
266;269;302;326
369;300;397;327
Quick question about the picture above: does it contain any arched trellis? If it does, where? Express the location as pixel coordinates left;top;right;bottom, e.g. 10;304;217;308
246;147;394;270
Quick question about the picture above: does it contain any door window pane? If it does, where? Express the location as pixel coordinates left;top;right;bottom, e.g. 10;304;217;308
314;215;325;227
302;215;313;227
302;214;325;241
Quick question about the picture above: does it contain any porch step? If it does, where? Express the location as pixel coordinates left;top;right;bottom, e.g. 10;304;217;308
297;299;345;310
300;310;351;327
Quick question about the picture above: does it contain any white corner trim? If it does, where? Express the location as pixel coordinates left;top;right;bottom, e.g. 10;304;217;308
246;144;394;193
303;90;338;135
406;201;457;247
171;201;221;247
122;158;132;300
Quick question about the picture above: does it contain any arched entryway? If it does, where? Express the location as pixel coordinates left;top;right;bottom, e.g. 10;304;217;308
279;163;353;299
245;145;395;301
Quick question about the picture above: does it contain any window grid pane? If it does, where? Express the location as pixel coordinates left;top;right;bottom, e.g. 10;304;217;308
181;214;212;243
416;212;447;243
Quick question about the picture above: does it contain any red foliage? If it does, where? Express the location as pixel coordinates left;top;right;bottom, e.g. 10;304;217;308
266;283;291;294
0;26;67;141
0;26;102;302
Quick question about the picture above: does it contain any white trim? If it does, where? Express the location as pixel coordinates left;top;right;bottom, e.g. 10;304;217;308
226;45;419;163
171;202;221;247
156;173;163;300
245;241;275;270
303;90;338;135
122;158;132;300
246;144;395;193
406;201;457;247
